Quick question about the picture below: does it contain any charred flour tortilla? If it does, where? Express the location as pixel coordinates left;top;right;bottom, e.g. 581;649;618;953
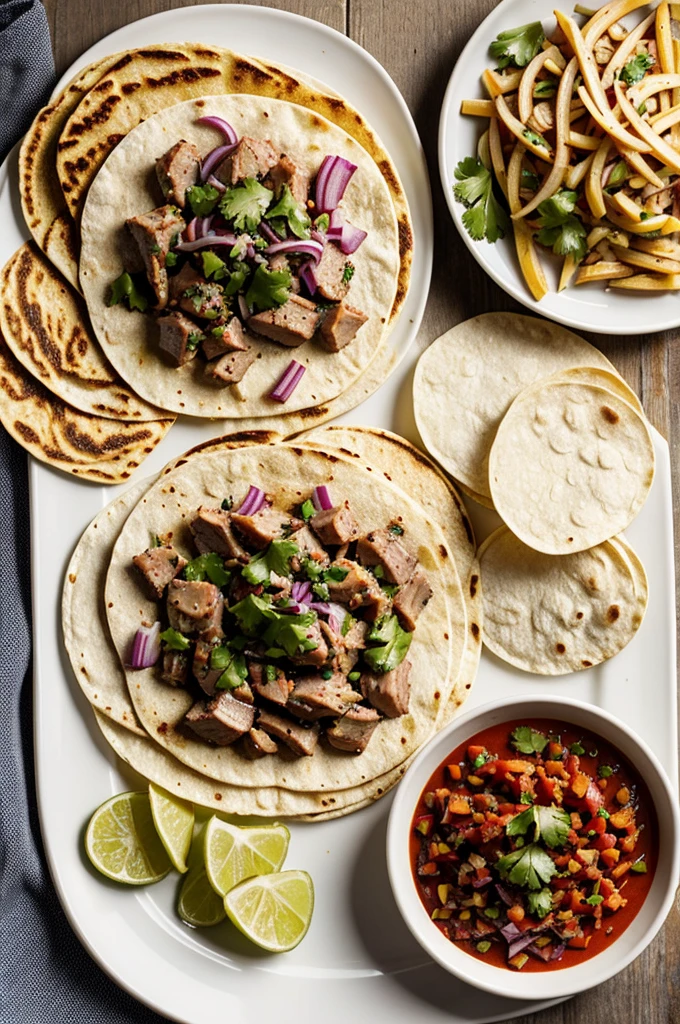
80;95;400;418
477;526;647;675
413;314;619;502
105;444;457;792
488;380;655;554
0;243;166;421
0;331;172;483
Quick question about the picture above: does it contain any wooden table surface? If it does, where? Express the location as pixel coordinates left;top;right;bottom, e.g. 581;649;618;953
42;0;679;1020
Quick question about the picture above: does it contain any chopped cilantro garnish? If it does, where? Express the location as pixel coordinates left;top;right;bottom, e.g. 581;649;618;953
631;858;647;873
221;497;233;511
159;627;190;651
476;940;492;953
483;906;500;919
187;182;221;217
389;524;404;535
341;614;353;637
183;552;230;587
489;21;545;69
533;78;557;98
186;331;203;352
364;614;412;673
314;213;330;232
570;741;586;755
598;764;614;778
312;582;330;601
220;178;273;232
165;251;178;268
150;534;161;548
523;128;550;149
325;565;349;582
108;272;148;312
521;167;540;192
536;189;587;262
619;51;654;86
379;581;399;597
497;842;558;890
300;498;315;521
241;538;299;585
348;670;360;682
473;752;489;769
453;156;509;244
520;791;535;805
265;664;277;682
637;101;647;115
321;668;333;680
224;263;250;297
215;651;248;690
586;894;604;906
266;184;311;239
597;808;610;819
210;645;233;670
342;262;355;284
245;263;292;312
507;804;571;849
510;725;549;755
373;565;385;579
229;593;276;633
527;887;553;918
202;251;228;280
149;243;161;255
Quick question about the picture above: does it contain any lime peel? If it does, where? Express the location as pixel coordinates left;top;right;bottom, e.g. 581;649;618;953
148;782;195;874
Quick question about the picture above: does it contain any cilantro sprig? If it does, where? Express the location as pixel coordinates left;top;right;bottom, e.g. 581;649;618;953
245;263;292;311
241;538;299;586
364;614;412;673
489;21;545;69
510;724;548;755
535;189;588;262
220;178;273;232
619;51;654;86
183;552;230;587
108;272;148;312
496;842;558;890
265;184;311;239
507;804;571;849
527;887;554;919
453;157;509;244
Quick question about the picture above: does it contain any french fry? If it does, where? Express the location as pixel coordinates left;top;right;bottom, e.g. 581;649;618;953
488;117;508;200
518;46;564;122
608;190;645;220
559;254;579;290
614;145;665;188
482;68;523;98
461;99;496;118
656;3;674;74
610;272;680;288
569;131;602;150
565;152;595;189
630;236;680;259
610;243;680;273
605;206;680;233
575;261;635;283
649;101;680;133
507;144;549;301
577;85;651;152
586;136;614;218
582;0;653;48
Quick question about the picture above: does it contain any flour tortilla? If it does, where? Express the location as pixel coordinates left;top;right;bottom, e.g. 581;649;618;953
0;331;172;483
413;313;622;502
1;243;166;421
106;444;458;792
488;380;655;554
477;526;647;675
80;94;399;418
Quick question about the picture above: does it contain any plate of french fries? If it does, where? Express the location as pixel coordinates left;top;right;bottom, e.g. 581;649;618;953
439;0;680;334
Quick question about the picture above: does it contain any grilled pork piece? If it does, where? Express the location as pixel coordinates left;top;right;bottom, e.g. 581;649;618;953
205;348;255;385
126;205;184;308
248;660;291;706
319;621;360;676
231;506;292;550
190;507;249;561
243;727;279;758
356;529;417;585
158;312;203;367
184;691;255;745
133;544;187;599
249;294;319;346
232;681;254;705
326;706;381;754
201;317;248;360
265;154;310;205
361;660;412;718
319;303;368;352
289;524;329;564
215;136;279;185
290;621;328;667
192;639;223;697
310;502;359;546
156;140;201;208
161;650;189;686
325;558;390;620
315;244;351;302
256;710;320;757
167;579;224;635
393;570;433;631
288;673;361;718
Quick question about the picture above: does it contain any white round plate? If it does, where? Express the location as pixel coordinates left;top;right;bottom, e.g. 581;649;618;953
439;0;678;335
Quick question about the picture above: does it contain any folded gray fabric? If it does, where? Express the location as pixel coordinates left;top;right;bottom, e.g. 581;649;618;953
0;5;167;1020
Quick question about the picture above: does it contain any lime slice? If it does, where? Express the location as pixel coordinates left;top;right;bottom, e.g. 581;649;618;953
85;791;171;885
148;783;194;873
204;817;290;896
224;870;314;952
178;867;227;927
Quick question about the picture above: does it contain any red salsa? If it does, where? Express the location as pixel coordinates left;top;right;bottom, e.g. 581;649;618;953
410;719;657;971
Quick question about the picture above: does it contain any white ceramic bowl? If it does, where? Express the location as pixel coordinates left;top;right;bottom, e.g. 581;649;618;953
386;695;680;1000
439;0;680;335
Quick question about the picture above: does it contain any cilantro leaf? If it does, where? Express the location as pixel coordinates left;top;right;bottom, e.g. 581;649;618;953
510;724;549;755
507;804;571;849
159;627;190;651
229;593;277;633
108;272;148;312
342;261;355;284
263;616;318;657
536;190;579;227
496;842;558;890
535;190;587;262
454;157;509;244
201;251;228;280
533;78;557;99
220;178;273;232
619;51;654;86
521;167;540;192
215;651;248;690
245;263;292;311
523;128;551;150
265;184;311;239
300;499;315;521
224;263;250;296
314;213;330;232
165;251;178;268
527;888;553;918
183;552;230;587
187;183;221;217
586;894;604;906
241;538;299;586
489;21;545;69
364;614;412;673
520;791;535;804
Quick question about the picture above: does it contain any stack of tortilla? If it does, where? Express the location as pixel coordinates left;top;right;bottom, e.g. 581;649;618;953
0;44;413;480
414;312;653;676
62;427;481;820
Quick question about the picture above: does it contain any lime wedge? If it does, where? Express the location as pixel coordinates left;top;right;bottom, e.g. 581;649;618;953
148;783;194;873
203;817;290;896
178;866;227;927
85;791;171;885
224;870;314;952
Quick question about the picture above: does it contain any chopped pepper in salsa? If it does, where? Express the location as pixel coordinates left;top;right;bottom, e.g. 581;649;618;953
411;719;657;971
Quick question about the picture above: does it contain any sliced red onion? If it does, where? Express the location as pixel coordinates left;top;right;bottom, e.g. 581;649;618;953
500;921;522;942
258;220;282;245
197;115;238;144
527;942;553;962
201;142;238;182
195;215;214;238
601;160;617;189
495;884;514;907
207;173;226;193
298;261;318;297
312;485;333;511
472;875;493;889
246;243;256;260
129;622;161;669
551;943;566;961
507;933;537;960
315;155;358;213
291;581;312;604
175;234;237;253
270;360;306;403
264;239;324;264
185;218;198;243
311;228;326;244
236;485;267;516
327;208;367;254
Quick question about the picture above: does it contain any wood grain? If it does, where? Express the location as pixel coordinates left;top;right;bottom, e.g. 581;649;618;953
42;0;680;1020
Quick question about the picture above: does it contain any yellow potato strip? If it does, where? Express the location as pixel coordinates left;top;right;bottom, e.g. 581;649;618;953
558;254;579;291
605;205;680;233
583;0;653;48
569;131;603;150
615;145;665;188
495;95;555;163
461;99;496;117
586;136;614;219
565;152;595;189
574;262;635;283
629;73;680;105
577;84;651;152
482;68;523;98
631;236;680;258
601;10;656;90
507;144;548;301
609;190;645;220
518;45;564;122
488;116;508;199
650;101;680;133
610;242;680;273
610;272;680;288
656;3;675;74
615;79;680;171
545;57;565;77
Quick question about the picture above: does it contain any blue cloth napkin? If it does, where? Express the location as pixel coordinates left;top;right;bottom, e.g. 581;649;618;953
0;6;166;1020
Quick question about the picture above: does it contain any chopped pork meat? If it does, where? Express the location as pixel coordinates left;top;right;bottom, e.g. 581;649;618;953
249;294;319;346
231;506;291;550
184;691;255;745
156;140;201;208
248;660;291;706
158;312;203;367
310;502;359;546
132;544;186;599
361;660;412;718
315;243;352;302
356;529;417;584
290;621;328;667
256;710;320;757
264;153;310;205
243;727;279;758
288;673;361;717
192;639;223;696
204;348;255;385
215;136;279;185
393;570;433;631
166;579;223;635
326;706;381;754
190;507;249;561
126;205;185;308
161;650;189;686
201;317;248;360
319;303;368;352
